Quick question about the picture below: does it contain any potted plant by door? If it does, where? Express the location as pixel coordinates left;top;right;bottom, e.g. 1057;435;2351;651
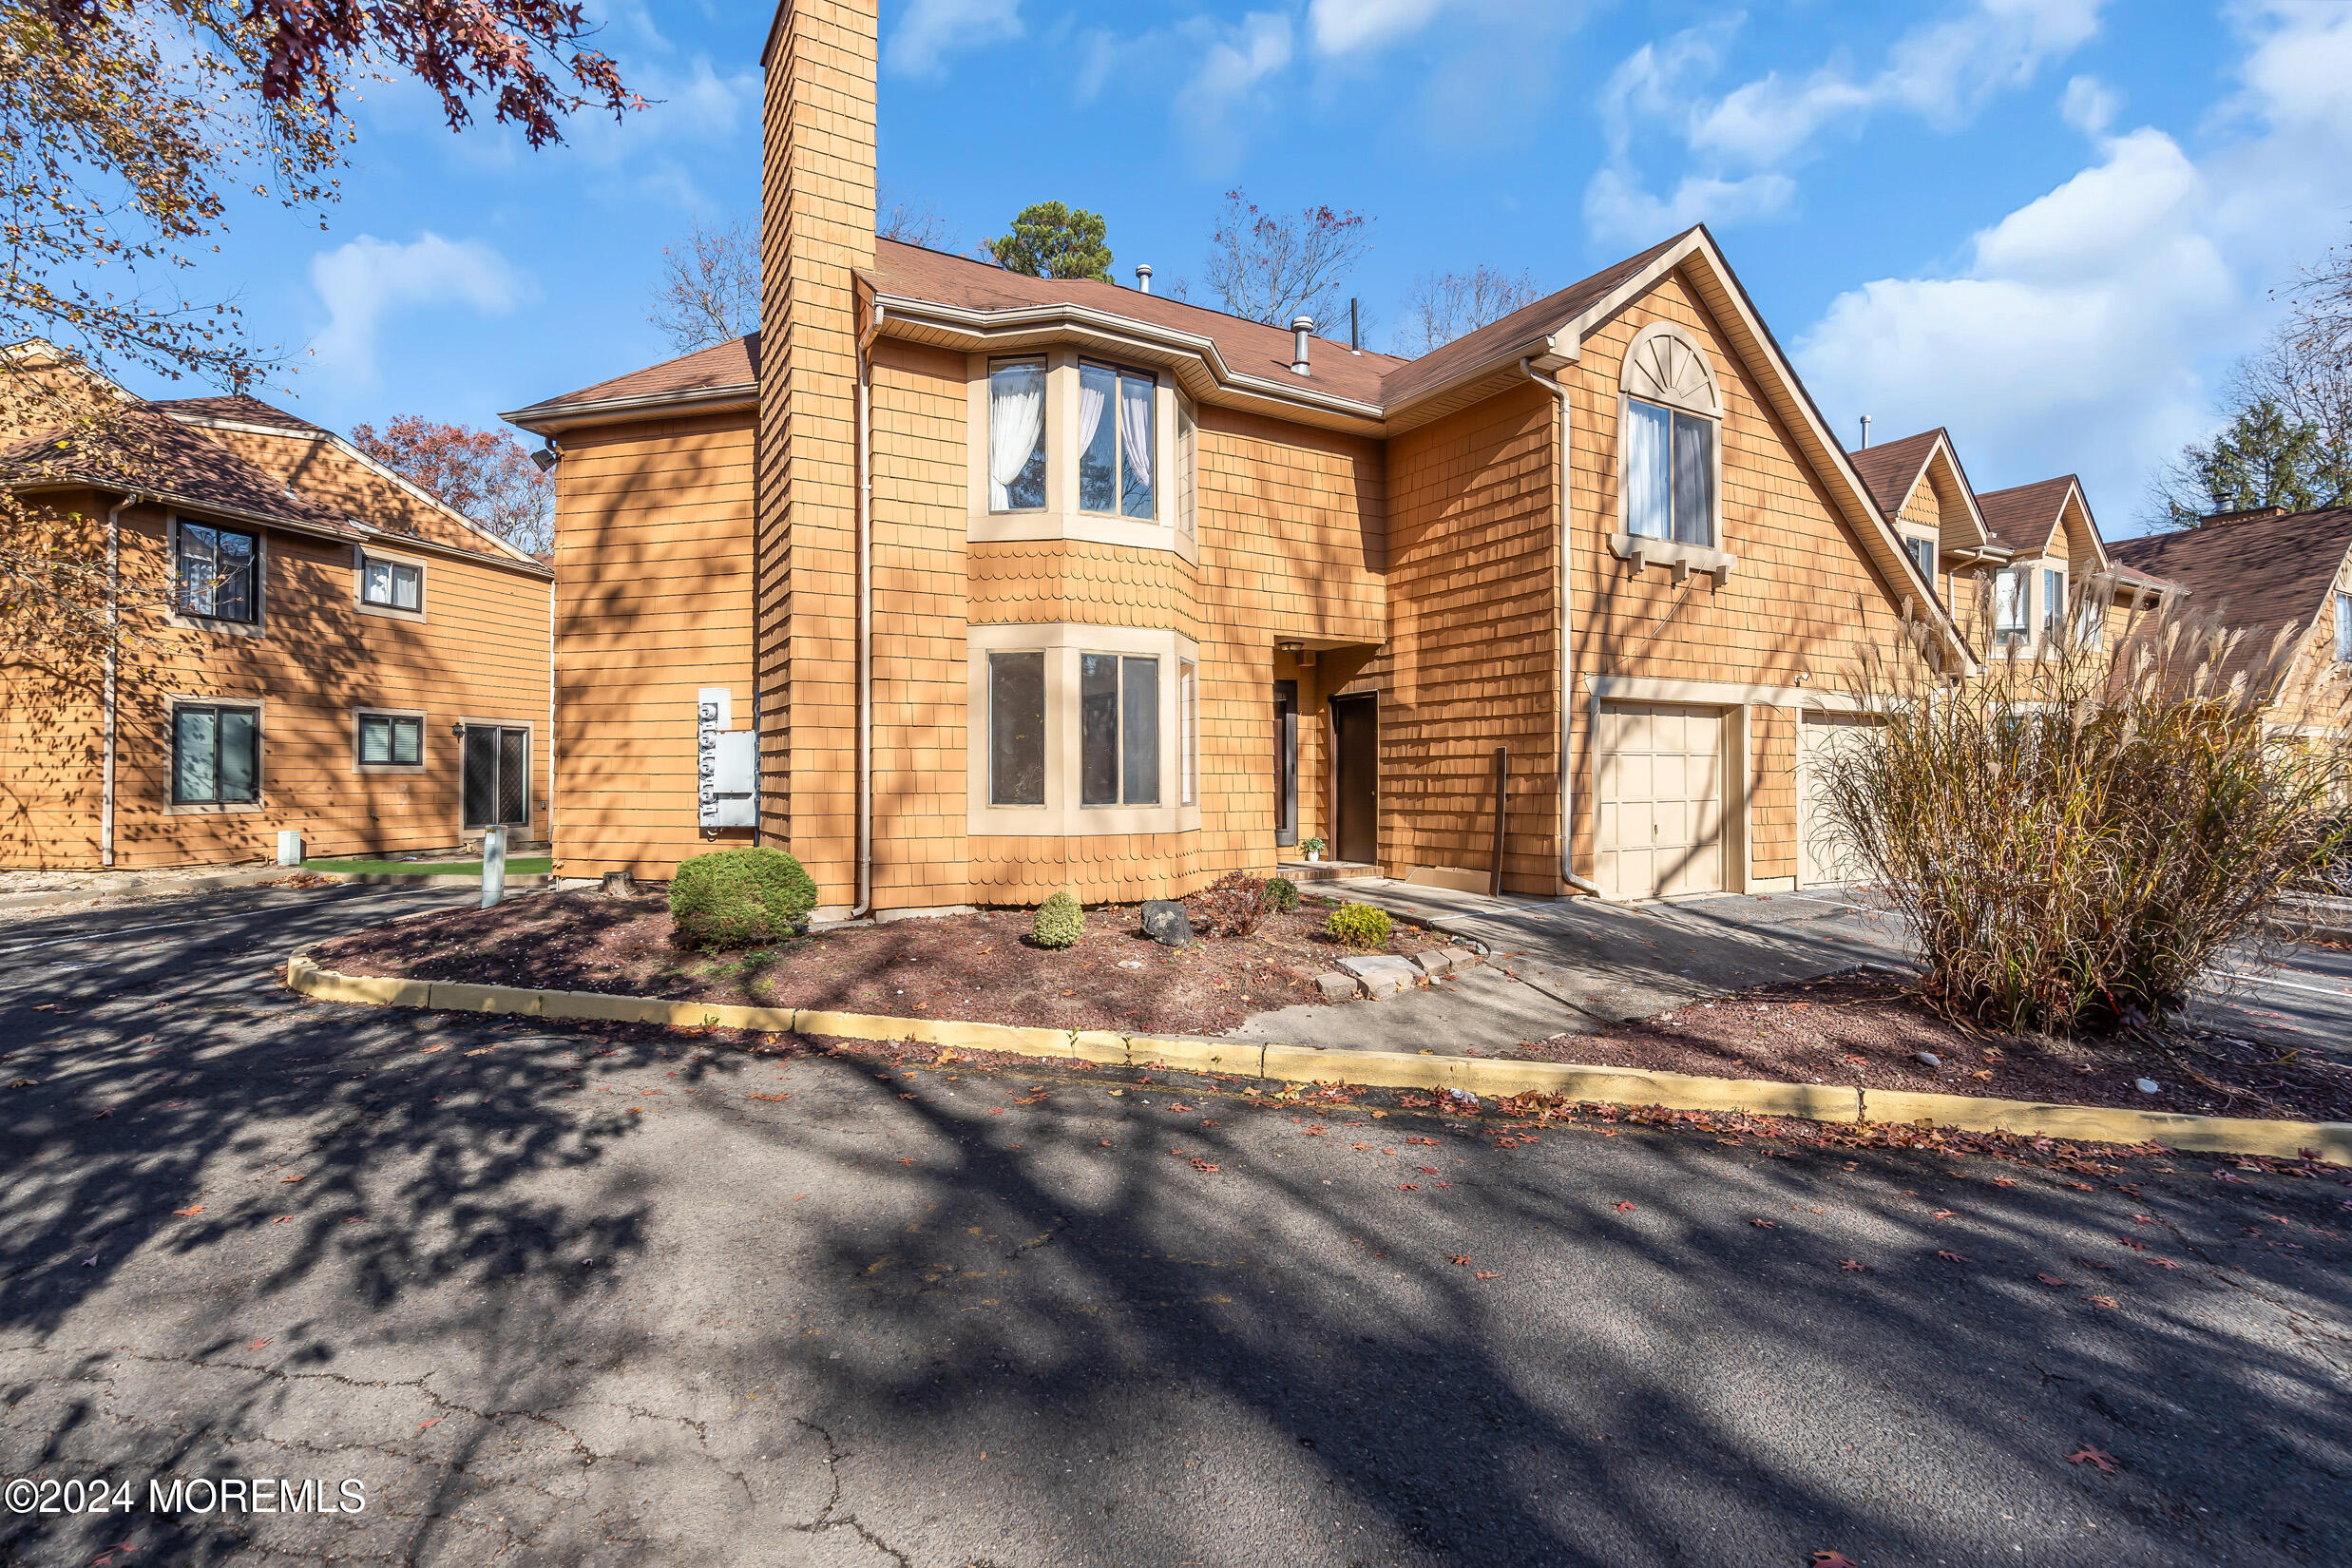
1303;836;1326;863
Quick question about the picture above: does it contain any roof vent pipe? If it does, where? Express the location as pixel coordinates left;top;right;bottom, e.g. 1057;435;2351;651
1859;414;1871;449
1291;316;1314;376
1135;263;1152;295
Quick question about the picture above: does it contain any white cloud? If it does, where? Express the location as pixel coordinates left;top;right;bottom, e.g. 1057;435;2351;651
2059;73;2119;135
1307;0;1451;55
1793;2;2352;524
886;0;1022;80
1174;12;1295;169
1588;1;2109;243
308;235;529;383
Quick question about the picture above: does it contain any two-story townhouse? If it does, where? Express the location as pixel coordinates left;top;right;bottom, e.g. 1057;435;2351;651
507;0;1979;914
0;354;554;870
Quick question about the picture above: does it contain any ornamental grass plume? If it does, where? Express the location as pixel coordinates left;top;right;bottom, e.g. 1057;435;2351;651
1815;583;2350;1035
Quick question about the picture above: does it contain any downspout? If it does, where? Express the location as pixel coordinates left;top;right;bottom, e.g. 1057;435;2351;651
1519;358;1603;897
101;499;125;868
852;303;886;918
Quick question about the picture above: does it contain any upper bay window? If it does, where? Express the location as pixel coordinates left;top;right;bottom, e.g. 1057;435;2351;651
986;357;1047;511
175;522;258;622
1078;363;1156;520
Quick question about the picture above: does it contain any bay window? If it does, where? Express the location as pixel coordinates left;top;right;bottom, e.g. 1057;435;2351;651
1080;653;1158;807
968;626;1201;835
987;652;1047;806
1079;362;1157;519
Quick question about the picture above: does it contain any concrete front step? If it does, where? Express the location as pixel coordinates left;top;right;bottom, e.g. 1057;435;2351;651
1279;859;1378;883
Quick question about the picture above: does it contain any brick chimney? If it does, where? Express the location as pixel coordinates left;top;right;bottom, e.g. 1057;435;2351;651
756;0;877;910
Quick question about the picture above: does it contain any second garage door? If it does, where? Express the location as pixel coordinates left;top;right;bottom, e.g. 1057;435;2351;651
1595;702;1728;900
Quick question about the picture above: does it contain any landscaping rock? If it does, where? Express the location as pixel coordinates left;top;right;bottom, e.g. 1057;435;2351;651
1140;900;1192;947
1338;953;1418;1000
1411;948;1459;978
1915;1051;1941;1068
1315;972;1358;1003
2136;1078;2160;1095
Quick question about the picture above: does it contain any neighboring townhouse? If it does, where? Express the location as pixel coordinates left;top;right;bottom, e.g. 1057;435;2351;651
1847;431;2165;654
506;0;1976;913
2108;507;2352;739
0;354;554;870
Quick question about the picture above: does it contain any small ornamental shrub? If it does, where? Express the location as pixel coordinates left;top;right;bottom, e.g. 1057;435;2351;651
669;847;817;949
1301;835;1327;858
1031;890;1084;949
1325;901;1391;949
1187;871;1276;938
1265;875;1302;913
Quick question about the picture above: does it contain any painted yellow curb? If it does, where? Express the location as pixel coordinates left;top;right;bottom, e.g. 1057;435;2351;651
1859;1087;2352;1164
283;951;2349;1164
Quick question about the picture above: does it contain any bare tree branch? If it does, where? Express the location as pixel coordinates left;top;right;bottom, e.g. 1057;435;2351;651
647;220;758;353
1200;188;1372;329
1392;264;1545;358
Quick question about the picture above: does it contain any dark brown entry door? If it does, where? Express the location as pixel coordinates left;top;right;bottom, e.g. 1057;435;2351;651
1331;694;1377;867
1273;680;1298;848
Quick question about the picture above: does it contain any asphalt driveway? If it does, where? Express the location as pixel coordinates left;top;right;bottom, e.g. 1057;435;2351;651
0;888;2347;1566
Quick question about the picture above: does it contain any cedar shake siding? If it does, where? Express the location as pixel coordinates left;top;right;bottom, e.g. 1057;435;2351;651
510;1;2004;907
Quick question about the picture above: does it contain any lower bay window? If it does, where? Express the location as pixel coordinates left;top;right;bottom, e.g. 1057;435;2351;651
171;700;261;807
970;624;1201;836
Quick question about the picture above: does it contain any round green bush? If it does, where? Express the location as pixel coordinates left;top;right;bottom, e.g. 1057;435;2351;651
1265;875;1301;913
1325;901;1391;949
668;847;817;949
1031;890;1084;949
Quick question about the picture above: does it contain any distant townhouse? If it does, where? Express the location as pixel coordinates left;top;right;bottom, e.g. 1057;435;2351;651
0;350;553;870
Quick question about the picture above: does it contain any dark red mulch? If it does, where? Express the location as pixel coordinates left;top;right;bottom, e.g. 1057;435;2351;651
309;891;1449;1038
1501;970;2352;1126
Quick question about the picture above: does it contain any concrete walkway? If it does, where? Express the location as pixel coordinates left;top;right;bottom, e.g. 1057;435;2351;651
1242;881;1913;1054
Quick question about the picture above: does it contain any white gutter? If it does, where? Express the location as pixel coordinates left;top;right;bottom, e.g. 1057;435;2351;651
101;500;124;868
1520;359;1602;898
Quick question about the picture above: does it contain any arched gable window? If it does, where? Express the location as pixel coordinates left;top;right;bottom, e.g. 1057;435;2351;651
1619;324;1723;548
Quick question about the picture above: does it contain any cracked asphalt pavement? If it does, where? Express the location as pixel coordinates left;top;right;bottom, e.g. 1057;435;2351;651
2;887;2348;1566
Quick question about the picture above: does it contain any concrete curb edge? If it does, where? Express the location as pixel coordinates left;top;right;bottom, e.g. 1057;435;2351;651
283;951;2351;1165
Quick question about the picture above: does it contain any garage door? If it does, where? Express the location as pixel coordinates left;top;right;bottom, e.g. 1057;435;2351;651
1799;712;1884;887
1595;702;1727;900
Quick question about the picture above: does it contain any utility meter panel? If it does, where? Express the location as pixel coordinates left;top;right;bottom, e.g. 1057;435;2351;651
696;687;757;829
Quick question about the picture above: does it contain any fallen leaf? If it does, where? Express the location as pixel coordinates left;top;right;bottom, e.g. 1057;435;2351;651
1811;1554;1860;1568
1418;1165;1440;1175
1397;1184;1420;1192
1932;1209;1956;1219
418;1045;446;1056
2036;1273;2071;1287
419;1417;443;1431
1473;1270;1499;1280
1751;1218;1777;1229
173;1205;203;1217
1937;1250;1968;1263
279;1174;304;1184
247;1338;270;1351
1841;1260;1865;1272
2087;1294;2120;1310
1615;1200;1636;1213
2116;1236;2148;1251
2067;1444;2116;1473
1449;1255;1471;1266
272;1216;293;1225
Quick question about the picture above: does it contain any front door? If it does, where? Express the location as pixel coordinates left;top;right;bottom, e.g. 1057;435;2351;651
462;725;530;832
1331;694;1377;867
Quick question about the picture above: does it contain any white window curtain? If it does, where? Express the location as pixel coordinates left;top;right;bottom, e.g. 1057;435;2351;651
1119;373;1155;519
987;363;1045;510
1624;398;1673;540
1995;569;2026;639
1671;411;1714;545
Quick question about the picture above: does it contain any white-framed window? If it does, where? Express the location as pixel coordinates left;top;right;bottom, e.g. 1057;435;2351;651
985;356;1047;512
1176;399;1197;543
1078;361;1157;520
2075;581;2104;648
360;553;423;612
1080;652;1159;806
966;625;1202;837
2041;568;2067;641
1903;534;1937;586
1178;659;1197;807
1994;567;2029;645
2336;592;2351;663
172;700;261;805
355;709;425;770
175;522;258;622
1617;323;1723;551
986;651;1047;807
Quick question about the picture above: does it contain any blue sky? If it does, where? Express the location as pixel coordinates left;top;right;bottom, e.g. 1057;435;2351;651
117;1;2352;535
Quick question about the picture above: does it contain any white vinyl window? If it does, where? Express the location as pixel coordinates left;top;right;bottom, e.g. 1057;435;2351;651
1080;653;1159;807
986;651;1047;807
361;554;423;611
2336;592;2351;663
986;358;1047;512
2041;568;2067;641
1623;395;1715;545
1178;660;1197;807
1903;534;1937;587
1176;399;1196;541
356;711;425;768
2075;581;2104;648
1994;568;2029;645
1079;362;1157;520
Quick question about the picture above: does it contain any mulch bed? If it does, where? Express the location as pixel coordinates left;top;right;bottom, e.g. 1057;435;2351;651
310;890;1451;1038
1505;970;2352;1125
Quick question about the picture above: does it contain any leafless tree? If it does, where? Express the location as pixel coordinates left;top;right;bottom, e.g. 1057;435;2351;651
879;187;958;251
1200;189;1373;329
1392;264;1545;358
2288;233;2352;372
648;220;758;354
